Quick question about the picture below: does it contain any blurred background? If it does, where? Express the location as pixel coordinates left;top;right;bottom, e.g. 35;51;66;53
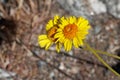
0;0;120;80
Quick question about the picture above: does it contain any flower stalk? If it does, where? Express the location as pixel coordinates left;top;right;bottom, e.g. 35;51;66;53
84;42;120;77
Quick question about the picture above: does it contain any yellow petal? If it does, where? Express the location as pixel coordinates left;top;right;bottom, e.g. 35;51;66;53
67;40;72;51
75;34;84;46
86;25;91;30
54;15;60;24
54;32;63;38
57;28;62;32
73;37;79;48
77;31;88;39
56;36;65;43
64;39;67;51
77;17;86;26
38;35;47;41
45;41;52;50
56;42;62;52
60;17;68;29
69;16;76;24
78;39;83;46
46;20;53;31
64;39;72;51
79;20;89;29
80;31;88;35
39;39;50;47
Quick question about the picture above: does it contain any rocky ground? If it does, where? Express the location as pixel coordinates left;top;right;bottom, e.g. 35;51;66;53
0;0;120;80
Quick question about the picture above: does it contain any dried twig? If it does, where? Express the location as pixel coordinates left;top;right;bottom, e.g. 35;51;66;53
60;52;107;69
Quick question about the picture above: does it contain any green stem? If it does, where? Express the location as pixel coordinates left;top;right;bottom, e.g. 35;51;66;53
93;49;120;60
84;42;120;77
83;46;120;60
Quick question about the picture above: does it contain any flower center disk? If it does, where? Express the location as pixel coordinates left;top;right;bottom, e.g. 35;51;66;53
63;24;78;39
47;26;58;42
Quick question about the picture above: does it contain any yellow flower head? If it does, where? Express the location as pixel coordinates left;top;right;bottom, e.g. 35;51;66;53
55;16;91;51
38;15;61;52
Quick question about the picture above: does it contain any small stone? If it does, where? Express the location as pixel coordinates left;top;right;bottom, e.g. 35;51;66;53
94;26;101;34
88;0;107;14
38;61;46;68
59;63;65;70
0;69;16;78
105;0;120;18
49;72;55;79
57;0;107;19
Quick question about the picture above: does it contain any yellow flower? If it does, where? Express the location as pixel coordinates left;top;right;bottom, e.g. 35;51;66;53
55;16;91;51
38;15;61;52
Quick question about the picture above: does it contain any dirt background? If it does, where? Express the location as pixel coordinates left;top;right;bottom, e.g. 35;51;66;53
0;0;120;80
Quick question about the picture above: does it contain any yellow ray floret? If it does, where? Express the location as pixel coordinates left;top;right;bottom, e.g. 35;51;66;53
38;35;52;50
46;15;60;31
